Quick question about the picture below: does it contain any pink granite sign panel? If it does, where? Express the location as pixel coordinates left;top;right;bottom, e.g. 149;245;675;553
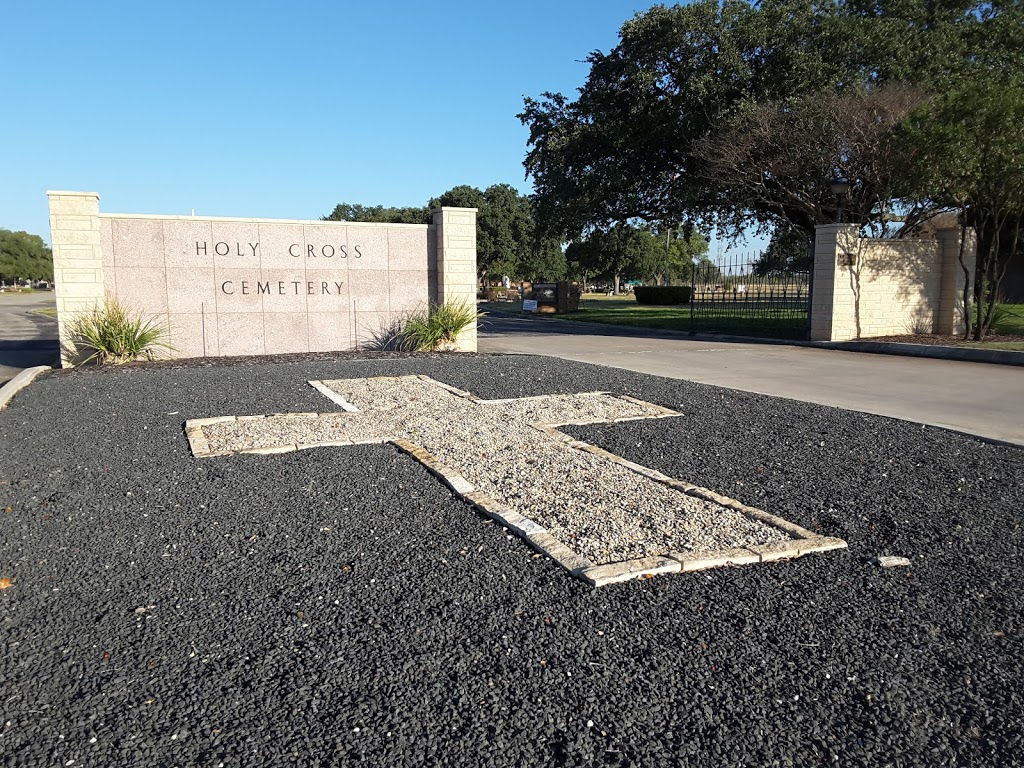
98;215;437;358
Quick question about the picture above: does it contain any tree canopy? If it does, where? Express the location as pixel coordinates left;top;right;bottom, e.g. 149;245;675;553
520;0;1024;334
322;203;429;225
520;0;1023;241
0;229;53;282
324;184;556;282
565;223;709;293
900;75;1024;338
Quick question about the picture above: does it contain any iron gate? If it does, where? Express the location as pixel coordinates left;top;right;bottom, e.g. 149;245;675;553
688;252;812;339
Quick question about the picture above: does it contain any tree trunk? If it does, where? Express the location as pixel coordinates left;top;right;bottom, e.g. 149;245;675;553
613;274;621;295
959;220;972;340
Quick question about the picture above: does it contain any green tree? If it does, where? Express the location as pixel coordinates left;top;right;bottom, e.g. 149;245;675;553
322;202;430;224
430;185;487;211
901;76;1024;340
520;0;849;240
520;1;1021;240
565;224;661;294
432;184;542;284
518;236;567;282
650;227;711;285
694;84;928;236
752;225;814;276
0;229;53;283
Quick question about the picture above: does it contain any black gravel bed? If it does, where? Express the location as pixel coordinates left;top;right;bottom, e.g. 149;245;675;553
1;354;1021;767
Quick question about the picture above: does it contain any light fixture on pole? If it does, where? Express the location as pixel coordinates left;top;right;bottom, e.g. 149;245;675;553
830;177;850;224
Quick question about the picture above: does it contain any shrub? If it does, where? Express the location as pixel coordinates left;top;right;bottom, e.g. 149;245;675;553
64;299;173;364
633;286;692;305
395;300;484;352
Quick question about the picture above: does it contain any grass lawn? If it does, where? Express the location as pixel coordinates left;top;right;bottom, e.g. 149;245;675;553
993;303;1024;335
479;294;809;339
33;307;58;318
962;341;1024;350
959;304;1024;349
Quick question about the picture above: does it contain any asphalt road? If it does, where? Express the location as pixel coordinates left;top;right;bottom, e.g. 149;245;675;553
479;313;1024;446
0;291;59;384
1;354;1021;766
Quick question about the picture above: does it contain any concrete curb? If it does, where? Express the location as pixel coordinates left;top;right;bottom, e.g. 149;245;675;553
481;308;1024;367
807;340;1024;367
0;366;52;410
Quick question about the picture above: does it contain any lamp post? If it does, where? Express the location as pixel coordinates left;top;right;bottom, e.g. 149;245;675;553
830;178;850;224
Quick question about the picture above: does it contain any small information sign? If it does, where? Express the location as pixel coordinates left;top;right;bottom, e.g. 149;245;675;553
522;299;538;312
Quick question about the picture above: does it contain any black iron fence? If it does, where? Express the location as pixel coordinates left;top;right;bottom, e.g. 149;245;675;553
688;252;811;339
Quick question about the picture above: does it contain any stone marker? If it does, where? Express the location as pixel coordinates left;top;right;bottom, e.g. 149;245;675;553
185;376;847;586
871;555;913;568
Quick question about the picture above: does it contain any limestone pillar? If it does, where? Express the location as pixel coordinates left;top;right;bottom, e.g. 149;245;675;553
936;226;976;336
431;206;479;351
47;191;105;365
810;224;861;342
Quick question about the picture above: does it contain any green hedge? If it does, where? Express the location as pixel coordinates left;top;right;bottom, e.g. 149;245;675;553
633;286;692;305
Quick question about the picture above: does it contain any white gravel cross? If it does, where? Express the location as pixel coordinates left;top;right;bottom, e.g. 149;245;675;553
185;375;845;585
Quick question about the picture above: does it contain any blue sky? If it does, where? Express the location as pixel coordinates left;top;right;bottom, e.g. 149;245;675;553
3;1;759;255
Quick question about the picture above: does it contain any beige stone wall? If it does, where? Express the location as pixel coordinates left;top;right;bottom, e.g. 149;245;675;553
48;192;478;363
810;223;975;341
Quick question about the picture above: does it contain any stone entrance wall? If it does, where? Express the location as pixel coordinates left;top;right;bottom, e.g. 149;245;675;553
47;191;477;362
811;222;976;341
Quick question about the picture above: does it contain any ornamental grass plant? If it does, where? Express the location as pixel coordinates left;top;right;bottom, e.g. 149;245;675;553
372;300;483;352
64;298;173;364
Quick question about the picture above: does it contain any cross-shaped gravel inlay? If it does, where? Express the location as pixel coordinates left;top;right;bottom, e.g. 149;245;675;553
185;376;845;585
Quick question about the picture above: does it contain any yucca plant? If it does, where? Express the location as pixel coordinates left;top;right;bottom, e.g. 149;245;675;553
396;300;484;352
64;299;174;364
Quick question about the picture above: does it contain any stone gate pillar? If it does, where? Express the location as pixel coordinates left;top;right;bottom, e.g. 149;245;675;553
47;191;105;365
431;206;478;351
810;223;861;341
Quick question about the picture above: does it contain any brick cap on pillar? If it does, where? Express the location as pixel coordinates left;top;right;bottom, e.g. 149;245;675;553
47;190;100;199
430;206;479;214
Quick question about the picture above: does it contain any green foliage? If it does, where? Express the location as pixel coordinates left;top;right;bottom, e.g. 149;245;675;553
633;286;692;305
992;304;1024;335
520;1;1023;240
0;229;53;282
753;226;813;276
322;203;429;224
391;300;484;352
566;224;711;288
325;183;545;283
520;0;850;239
654;227;710;285
901;76;1024;339
696;84;928;234
64;299;173;365
430;185;487;211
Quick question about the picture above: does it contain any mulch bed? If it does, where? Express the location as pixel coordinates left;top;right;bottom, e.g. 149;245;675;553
1;354;1022;766
868;333;1024;346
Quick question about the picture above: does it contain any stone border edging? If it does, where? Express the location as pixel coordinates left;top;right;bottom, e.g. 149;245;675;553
482;307;1024;367
184;376;847;587
0;366;52;411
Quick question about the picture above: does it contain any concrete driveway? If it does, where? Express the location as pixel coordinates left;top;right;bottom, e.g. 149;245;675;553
479;313;1024;446
0;291;59;384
